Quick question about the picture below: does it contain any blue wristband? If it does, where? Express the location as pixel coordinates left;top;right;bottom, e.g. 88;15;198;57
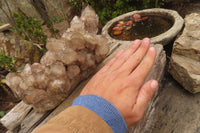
72;95;127;133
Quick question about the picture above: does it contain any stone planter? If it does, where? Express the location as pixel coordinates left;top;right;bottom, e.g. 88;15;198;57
102;8;184;45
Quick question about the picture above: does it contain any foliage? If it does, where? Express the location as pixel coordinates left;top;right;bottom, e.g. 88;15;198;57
46;16;65;38
69;0;82;12
0;111;5;118
50;16;64;23
46;21;60;38
0;51;15;72
69;0;165;24
12;12;47;45
143;0;165;8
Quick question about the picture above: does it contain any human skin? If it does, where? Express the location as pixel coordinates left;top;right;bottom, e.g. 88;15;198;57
80;38;158;127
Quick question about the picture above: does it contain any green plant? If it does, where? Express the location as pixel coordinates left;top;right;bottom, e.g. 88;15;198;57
143;0;165;8
155;0;165;8
46;21;60;38
50;17;64;23
70;0;165;25
12;12;47;45
69;0;82;12
0;111;5;118
0;51;15;72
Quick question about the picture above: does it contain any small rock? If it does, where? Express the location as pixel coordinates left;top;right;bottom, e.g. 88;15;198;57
116;23;123;27
113;30;122;35
112;27;120;30
133;14;141;20
126;26;132;30
142;16;149;21
126;20;133;26
118;21;125;24
113;27;123;31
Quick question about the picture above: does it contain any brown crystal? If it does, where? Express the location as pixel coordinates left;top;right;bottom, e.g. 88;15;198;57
6;6;110;112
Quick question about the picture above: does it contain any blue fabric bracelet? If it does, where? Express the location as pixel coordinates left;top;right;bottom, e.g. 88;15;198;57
72;95;127;133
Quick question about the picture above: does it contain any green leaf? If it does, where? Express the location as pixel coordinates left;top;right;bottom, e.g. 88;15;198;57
0;51;15;71
55;29;60;33
1;79;6;84
0;111;5;118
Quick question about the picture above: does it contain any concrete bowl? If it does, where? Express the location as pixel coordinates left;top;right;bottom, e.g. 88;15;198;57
102;8;184;45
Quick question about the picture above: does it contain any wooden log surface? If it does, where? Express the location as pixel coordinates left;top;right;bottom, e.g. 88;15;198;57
0;101;32;130
127;44;166;133
0;24;11;32
1;42;166;133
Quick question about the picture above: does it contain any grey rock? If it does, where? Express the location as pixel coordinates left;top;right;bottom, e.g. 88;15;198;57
169;13;200;94
169;54;200;93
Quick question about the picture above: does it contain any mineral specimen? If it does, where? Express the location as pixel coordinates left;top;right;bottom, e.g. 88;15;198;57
80;5;99;34
6;6;109;112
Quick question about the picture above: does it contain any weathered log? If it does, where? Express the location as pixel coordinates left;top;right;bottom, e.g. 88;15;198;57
0;101;32;130
127;44;166;133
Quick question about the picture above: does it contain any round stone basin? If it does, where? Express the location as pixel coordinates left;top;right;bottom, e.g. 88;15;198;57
102;8;184;45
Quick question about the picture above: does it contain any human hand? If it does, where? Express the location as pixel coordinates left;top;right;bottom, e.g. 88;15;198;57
80;38;158;127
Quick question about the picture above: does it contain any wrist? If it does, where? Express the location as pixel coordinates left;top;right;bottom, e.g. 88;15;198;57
72;95;127;133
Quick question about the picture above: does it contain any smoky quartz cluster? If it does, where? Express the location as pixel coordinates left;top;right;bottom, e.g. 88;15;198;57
6;6;109;112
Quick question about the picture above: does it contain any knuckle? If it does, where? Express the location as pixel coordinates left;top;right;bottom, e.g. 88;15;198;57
112;69;124;79
121;81;131;89
134;56;142;64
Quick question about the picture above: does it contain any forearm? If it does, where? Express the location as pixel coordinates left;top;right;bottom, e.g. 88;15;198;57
33;105;113;133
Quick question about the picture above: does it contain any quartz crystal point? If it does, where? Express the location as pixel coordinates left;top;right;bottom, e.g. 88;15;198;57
81;5;99;34
6;6;109;112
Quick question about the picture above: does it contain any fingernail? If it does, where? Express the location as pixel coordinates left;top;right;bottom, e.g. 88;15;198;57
151;80;158;90
149;47;156;52
134;39;141;44
143;38;150;43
